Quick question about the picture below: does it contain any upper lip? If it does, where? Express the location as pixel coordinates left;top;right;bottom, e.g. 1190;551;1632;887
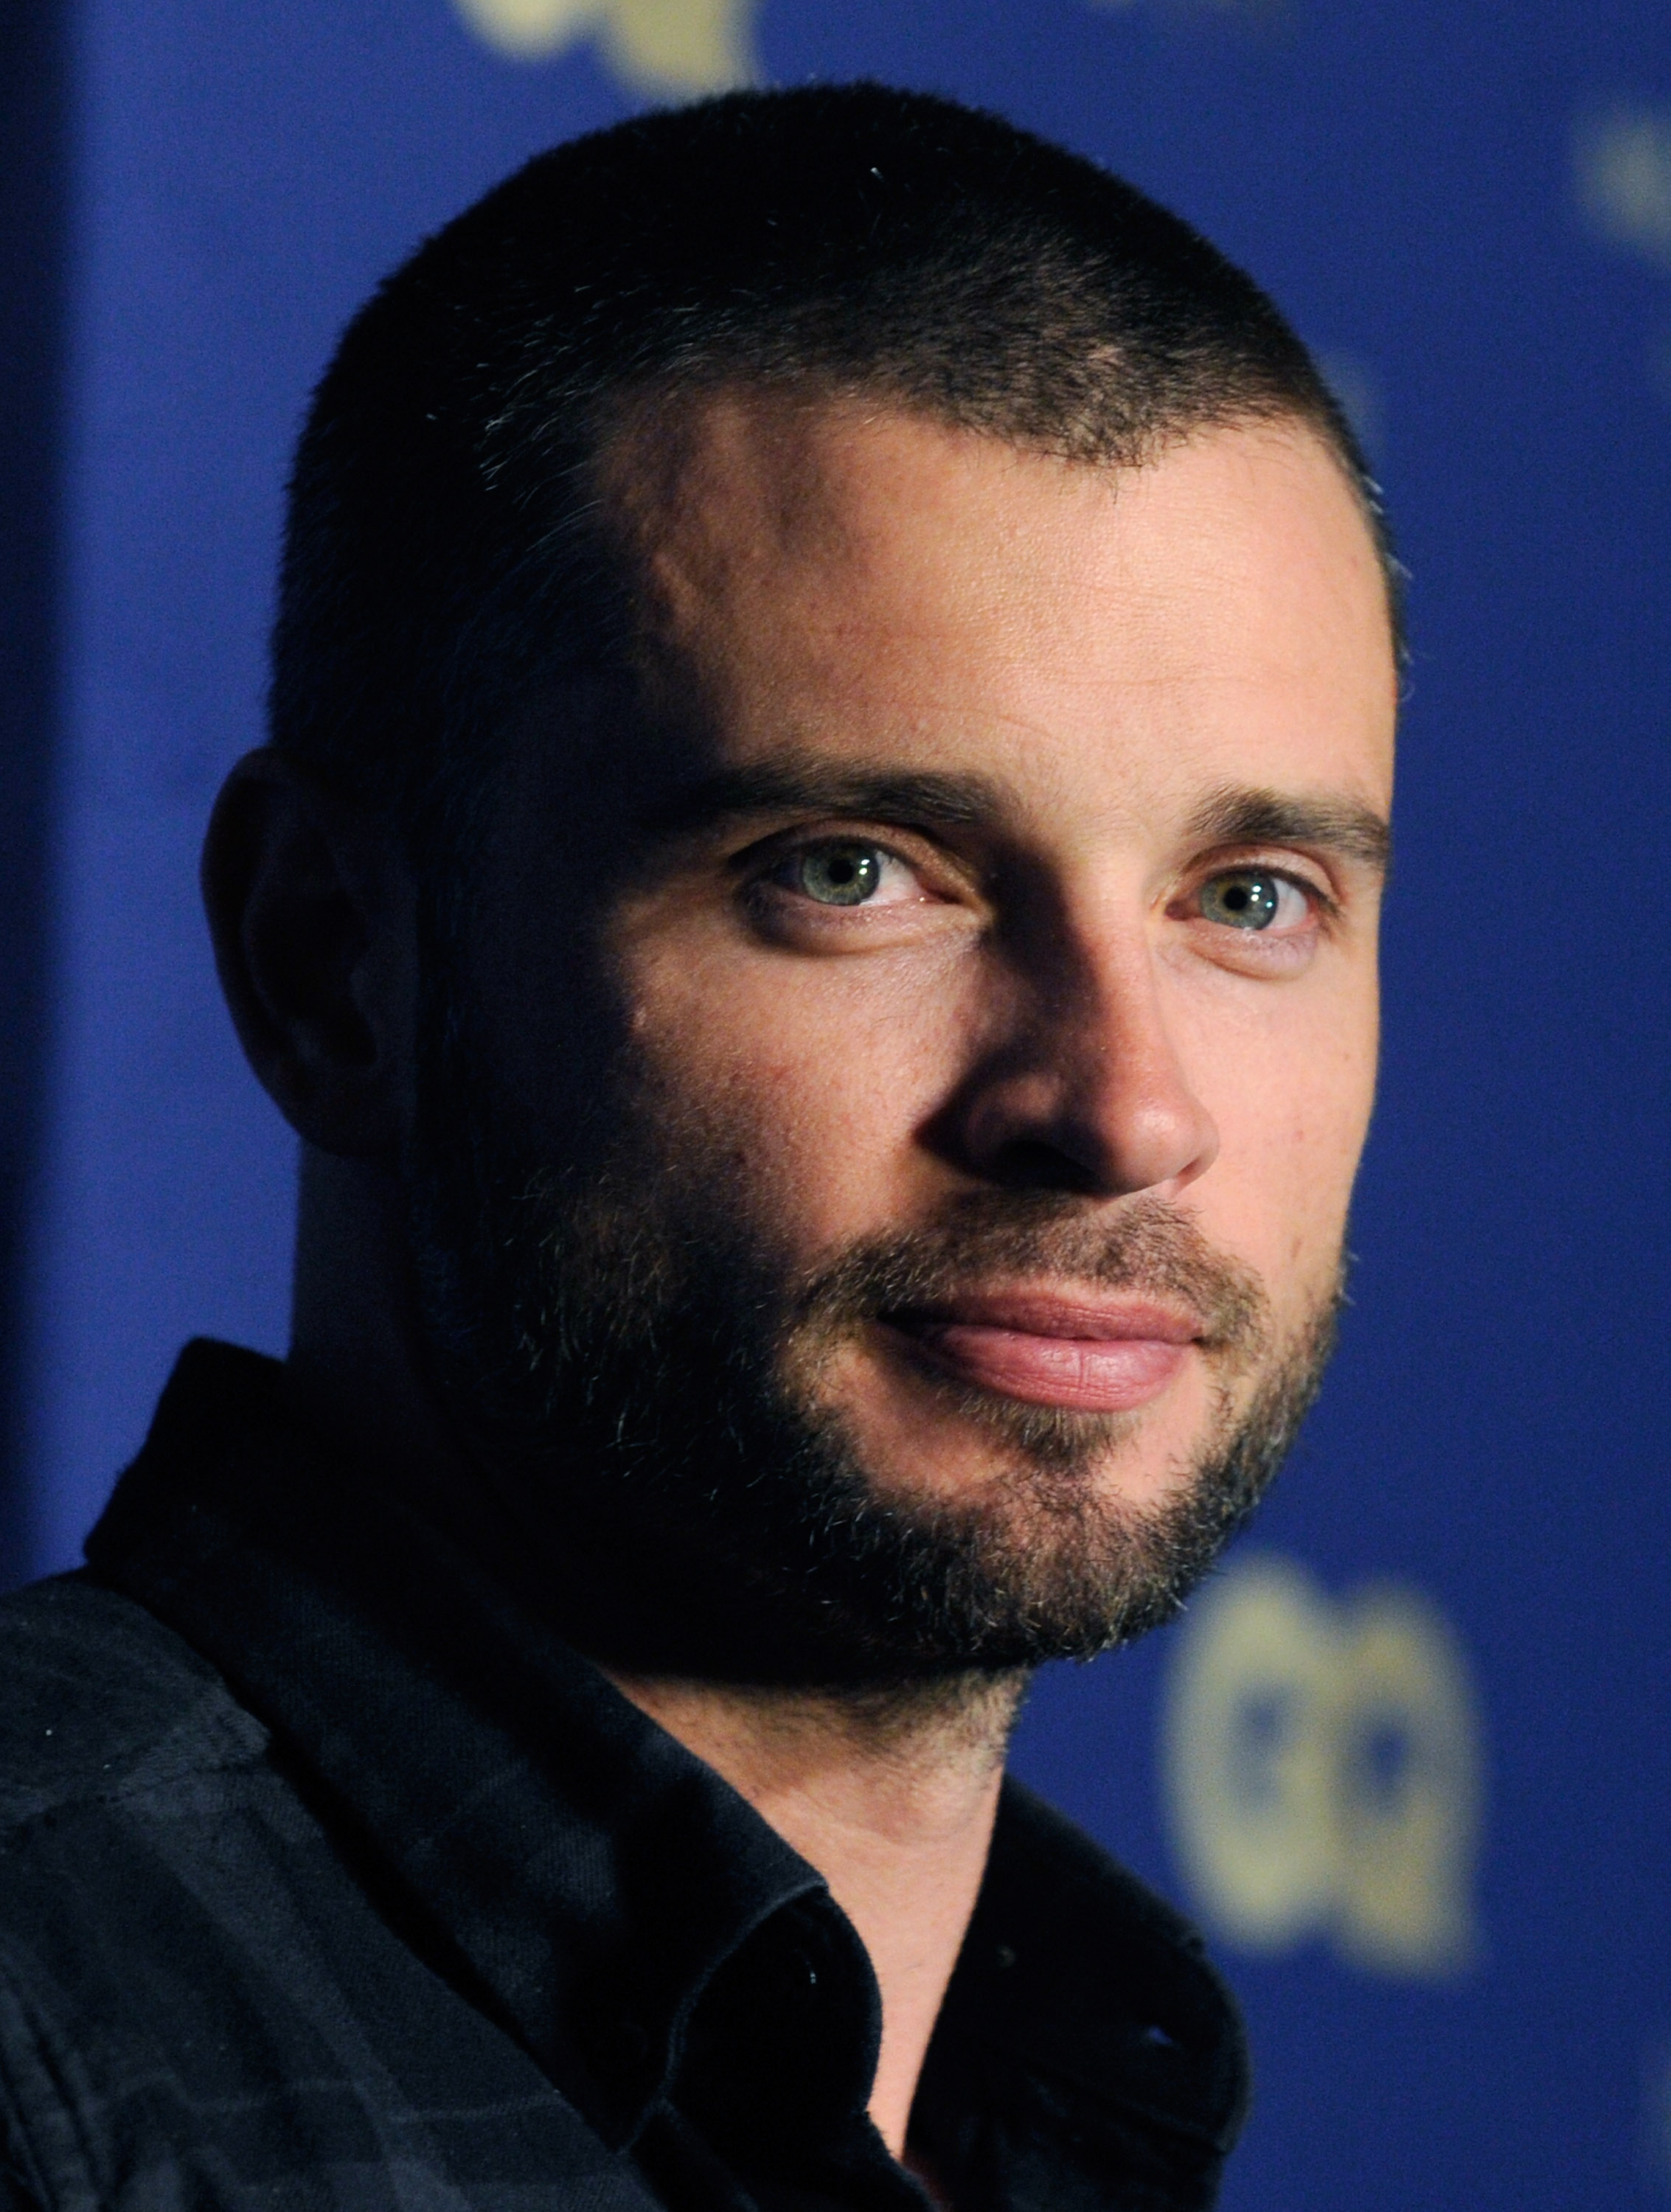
880;1290;1203;1344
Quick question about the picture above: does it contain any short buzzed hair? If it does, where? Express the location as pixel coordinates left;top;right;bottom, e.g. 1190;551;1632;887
270;81;1387;852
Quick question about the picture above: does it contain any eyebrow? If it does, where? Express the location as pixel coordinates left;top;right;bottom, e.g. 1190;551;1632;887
637;762;1005;842
636;760;1391;874
1183;785;1392;874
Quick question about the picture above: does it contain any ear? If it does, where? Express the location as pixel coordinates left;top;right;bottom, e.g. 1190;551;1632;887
201;748;416;1158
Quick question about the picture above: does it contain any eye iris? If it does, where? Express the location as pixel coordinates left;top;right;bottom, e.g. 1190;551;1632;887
1204;871;1282;930
799;845;881;906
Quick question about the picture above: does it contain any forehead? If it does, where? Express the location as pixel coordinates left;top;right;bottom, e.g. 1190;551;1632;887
607;393;1397;827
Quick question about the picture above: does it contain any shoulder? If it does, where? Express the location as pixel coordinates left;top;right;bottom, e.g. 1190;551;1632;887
0;1574;268;1835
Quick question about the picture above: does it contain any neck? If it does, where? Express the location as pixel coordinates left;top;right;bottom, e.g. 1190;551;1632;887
605;1667;1026;2163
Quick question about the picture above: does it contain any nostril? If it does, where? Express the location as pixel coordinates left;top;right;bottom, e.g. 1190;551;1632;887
986;1137;1105;1194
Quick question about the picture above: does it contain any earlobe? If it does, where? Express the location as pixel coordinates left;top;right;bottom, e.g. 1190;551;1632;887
201;748;414;1158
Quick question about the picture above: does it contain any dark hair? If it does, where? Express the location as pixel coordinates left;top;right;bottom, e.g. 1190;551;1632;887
270;82;1388;847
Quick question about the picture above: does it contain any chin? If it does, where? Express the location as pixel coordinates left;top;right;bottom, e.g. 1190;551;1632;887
827;1349;1215;1512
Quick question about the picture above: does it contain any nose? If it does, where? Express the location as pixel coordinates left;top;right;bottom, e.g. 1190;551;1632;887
928;917;1220;1202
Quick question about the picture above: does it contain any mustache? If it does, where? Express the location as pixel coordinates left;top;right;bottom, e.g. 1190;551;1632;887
779;1189;1271;1363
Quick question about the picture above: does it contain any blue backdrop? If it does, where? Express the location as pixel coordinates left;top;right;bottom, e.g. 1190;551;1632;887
10;2;1670;2205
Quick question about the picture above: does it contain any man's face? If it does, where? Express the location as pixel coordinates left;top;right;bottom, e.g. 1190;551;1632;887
415;399;1395;1680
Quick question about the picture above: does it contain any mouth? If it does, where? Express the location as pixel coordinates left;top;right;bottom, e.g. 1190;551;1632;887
874;1290;1202;1414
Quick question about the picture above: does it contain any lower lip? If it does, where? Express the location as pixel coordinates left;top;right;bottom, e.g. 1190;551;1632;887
883;1321;1191;1413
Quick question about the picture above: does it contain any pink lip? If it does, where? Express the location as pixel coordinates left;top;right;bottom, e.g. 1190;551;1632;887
878;1293;1201;1413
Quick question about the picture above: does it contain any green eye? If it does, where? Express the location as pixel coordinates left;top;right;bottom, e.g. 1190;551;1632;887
793;843;884;906
1201;870;1284;930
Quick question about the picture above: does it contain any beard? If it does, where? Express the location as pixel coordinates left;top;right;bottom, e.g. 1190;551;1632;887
405;981;1341;1688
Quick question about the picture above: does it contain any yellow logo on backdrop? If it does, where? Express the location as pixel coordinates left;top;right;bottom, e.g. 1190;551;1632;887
453;0;757;91
1162;1554;1483;1978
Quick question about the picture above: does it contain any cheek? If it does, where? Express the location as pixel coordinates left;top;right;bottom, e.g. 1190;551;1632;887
1186;984;1379;1284
625;941;972;1246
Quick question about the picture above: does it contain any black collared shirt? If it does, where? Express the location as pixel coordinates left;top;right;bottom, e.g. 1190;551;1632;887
0;1342;1248;2212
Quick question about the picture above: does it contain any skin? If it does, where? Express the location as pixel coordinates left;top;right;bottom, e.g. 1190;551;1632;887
206;400;1396;2171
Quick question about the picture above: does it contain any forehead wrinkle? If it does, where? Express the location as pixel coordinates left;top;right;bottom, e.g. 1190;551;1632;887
585;397;1394;857
602;389;1145;689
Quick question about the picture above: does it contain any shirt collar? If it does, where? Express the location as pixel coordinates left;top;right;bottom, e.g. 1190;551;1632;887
931;1782;1248;2163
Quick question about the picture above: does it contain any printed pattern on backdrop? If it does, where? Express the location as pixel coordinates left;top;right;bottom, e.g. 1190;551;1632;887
453;0;757;88
1574;101;1671;400
1161;1553;1483;1979
447;0;1276;94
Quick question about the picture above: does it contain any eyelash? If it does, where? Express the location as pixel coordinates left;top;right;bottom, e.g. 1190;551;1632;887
740;830;945;902
740;833;1340;940
1189;863;1338;928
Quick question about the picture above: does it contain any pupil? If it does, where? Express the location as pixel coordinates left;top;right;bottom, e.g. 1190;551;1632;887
1207;871;1280;929
803;845;880;905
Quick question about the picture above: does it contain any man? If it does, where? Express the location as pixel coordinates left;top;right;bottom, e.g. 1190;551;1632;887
0;83;1396;2212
